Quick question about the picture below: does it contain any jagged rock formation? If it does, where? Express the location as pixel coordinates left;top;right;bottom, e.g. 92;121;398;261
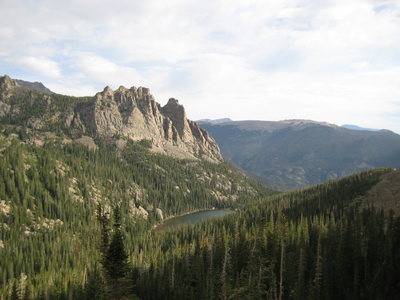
77;85;222;161
0;75;18;99
0;75;222;162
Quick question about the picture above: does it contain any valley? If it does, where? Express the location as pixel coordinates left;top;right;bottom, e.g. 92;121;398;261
0;76;399;299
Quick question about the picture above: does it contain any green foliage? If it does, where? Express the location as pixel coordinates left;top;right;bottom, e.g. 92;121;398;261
0;86;92;138
0;134;264;299
137;139;152;149
133;168;400;300
104;207;128;279
0;131;398;299
100;206;136;300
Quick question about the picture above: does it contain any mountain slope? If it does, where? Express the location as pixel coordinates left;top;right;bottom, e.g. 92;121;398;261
359;169;400;215
341;124;380;131
14;79;54;94
0;75;221;162
0;76;270;298
199;119;400;188
0;130;267;299
134;168;400;300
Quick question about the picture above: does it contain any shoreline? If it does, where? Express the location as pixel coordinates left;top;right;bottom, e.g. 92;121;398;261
153;207;234;231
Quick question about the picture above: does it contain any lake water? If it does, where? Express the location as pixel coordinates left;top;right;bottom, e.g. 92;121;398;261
155;209;235;233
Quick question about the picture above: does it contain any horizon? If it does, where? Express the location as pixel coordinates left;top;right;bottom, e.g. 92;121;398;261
3;73;399;134
1;0;399;133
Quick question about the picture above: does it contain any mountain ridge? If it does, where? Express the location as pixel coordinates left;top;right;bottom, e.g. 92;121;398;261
199;118;395;133
341;124;381;132
0;75;222;162
200;119;400;188
14;78;54;94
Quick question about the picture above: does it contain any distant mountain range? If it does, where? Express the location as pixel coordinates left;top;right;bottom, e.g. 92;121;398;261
199;119;400;189
196;118;232;124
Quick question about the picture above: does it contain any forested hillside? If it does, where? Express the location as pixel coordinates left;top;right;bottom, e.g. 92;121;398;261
133;168;400;300
0;132;266;299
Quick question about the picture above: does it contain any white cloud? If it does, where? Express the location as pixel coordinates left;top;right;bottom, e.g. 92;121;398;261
72;53;141;85
351;61;371;70
0;0;399;132
18;57;61;78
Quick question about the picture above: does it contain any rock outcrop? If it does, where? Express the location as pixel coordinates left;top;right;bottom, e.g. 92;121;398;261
77;85;222;162
0;75;18;99
155;208;164;220
0;75;223;162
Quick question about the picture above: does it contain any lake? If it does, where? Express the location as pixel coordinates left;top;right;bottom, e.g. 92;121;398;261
155;209;235;233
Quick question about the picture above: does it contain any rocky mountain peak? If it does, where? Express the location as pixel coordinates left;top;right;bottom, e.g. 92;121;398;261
117;85;128;92
0;77;223;162
0;75;20;100
165;98;180;106
79;85;222;162
1;75;53;94
102;86;113;93
0;75;18;90
161;98;187;138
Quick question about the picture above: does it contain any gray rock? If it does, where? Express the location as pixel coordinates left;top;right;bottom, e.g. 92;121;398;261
155;208;163;220
78;87;222;162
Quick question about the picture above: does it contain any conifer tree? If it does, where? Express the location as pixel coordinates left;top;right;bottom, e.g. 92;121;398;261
103;206;134;300
96;204;110;261
10;282;18;300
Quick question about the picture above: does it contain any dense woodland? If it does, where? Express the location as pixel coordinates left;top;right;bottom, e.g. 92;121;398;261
0;131;266;299
1;128;399;299
133;168;400;300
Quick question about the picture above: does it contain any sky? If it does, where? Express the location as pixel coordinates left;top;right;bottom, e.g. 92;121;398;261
1;0;399;132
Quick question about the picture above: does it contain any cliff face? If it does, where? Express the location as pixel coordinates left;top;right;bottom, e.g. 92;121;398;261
0;75;222;162
78;85;222;161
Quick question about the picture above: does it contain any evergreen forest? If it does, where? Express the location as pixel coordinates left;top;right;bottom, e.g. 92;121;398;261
0;80;399;299
1;130;399;299
0;131;267;299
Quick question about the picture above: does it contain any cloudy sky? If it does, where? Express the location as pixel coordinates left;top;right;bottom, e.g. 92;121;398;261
1;0;399;132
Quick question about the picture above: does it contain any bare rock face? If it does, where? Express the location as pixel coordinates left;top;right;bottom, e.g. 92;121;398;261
0;75;17;90
78;85;222;162
0;75;18;99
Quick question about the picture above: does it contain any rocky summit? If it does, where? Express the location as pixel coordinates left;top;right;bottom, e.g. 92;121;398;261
0;75;222;162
